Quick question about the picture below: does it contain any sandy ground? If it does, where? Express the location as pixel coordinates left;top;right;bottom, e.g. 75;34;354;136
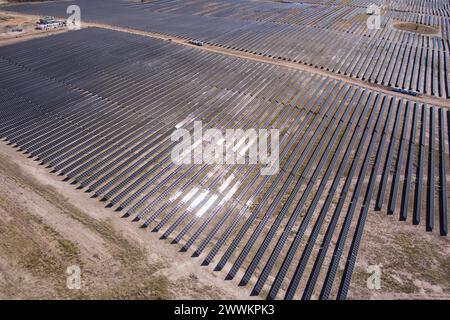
349;198;450;299
0;141;255;299
0;11;67;46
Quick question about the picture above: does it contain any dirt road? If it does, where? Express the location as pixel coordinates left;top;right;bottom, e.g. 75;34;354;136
0;10;448;108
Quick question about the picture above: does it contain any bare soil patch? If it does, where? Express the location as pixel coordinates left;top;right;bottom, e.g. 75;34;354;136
394;22;439;35
0;11;67;47
348;198;450;299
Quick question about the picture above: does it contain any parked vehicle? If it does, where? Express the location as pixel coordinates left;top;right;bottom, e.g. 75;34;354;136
189;39;204;46
36;17;66;30
390;87;420;97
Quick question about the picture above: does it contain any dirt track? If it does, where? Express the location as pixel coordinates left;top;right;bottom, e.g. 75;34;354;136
85;21;450;109
1;11;448;109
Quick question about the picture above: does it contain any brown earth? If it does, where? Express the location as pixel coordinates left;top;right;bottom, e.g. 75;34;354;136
0;11;67;46
349;197;450;299
0;141;254;299
393;22;439;35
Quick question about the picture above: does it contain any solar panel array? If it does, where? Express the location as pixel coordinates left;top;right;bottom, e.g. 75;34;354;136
6;0;450;98
0;27;448;299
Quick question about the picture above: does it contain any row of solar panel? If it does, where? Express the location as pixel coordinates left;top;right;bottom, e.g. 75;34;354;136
0;28;447;300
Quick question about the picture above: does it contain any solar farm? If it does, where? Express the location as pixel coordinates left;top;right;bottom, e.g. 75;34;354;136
0;0;449;300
